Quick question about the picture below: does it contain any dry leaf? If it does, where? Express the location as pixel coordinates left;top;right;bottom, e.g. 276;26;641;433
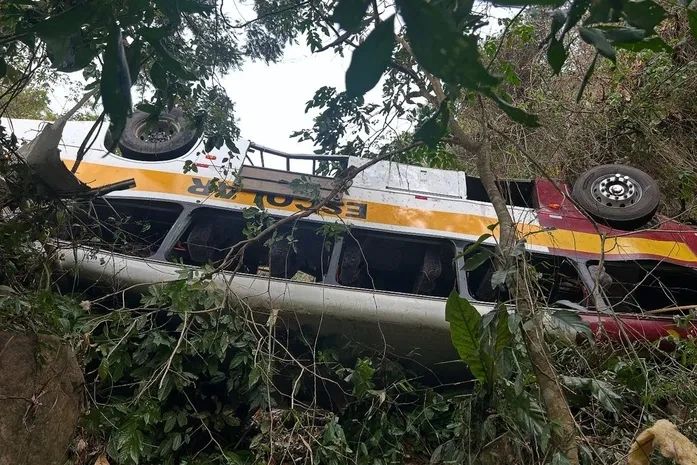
628;419;697;465
94;453;110;465
76;439;88;453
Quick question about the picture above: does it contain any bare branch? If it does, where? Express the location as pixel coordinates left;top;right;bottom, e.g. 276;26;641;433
212;142;424;278
231;1;313;29
316;30;357;52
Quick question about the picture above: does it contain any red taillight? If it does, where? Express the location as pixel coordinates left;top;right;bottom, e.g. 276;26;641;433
415;195;428;200
196;163;209;168
205;154;216;160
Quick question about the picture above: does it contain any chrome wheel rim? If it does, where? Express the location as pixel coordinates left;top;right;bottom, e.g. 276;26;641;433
135;116;180;143
591;173;642;208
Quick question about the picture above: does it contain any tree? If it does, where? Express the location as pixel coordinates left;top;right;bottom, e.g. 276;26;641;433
1;0;696;464
0;85;57;120
294;1;696;463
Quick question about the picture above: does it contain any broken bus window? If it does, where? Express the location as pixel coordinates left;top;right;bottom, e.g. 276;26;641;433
67;199;182;257
336;230;457;297
169;207;334;282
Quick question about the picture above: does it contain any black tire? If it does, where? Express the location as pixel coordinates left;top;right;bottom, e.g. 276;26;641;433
116;108;200;161
571;164;660;229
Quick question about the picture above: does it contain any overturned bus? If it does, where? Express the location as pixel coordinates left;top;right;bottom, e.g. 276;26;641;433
9;110;697;371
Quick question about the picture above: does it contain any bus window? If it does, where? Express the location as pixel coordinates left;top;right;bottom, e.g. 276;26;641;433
465;247;587;307
589;260;697;313
67;199;182;257
465;176;536;208
169;208;334;282
336;231;456;297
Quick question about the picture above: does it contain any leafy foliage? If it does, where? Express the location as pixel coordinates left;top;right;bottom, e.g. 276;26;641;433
414;100;450;148
2;1;697;465
83;278;270;465
0;0;245;149
345;15;395;97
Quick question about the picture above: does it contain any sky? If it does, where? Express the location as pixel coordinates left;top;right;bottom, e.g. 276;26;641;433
222;46;353;153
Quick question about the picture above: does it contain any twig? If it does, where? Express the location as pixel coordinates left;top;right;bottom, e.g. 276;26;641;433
231;1;312;28
158;311;190;390
212;141;424;277
316;30;356;52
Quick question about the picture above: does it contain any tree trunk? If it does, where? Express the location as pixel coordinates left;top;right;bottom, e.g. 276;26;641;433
455;131;580;465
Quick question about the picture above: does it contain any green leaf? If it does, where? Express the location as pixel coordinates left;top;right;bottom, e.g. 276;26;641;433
397;0;498;90
125;39;143;83
562;376;621;413
101;27;132;152
576;52;598;103
542;8;566;61
551;452;572;465
155;0;182;27
493;305;512;355
179;0;215;13
561;0;591;36
164;415;176;433
98;358;110;380
332;0;370;33
460;234;493;258
248;366;261;388
150;61;168;91
43;32;98;72
595;25;646;43
445;291;486;381
351;358;376;396
172;432;183;451
413;100;450;148
463;249;493;271
491;269;510;289
549;9;567;37
547;38;566;75
547;309;593;340
136;102;160;114
584;0;612;25
489;93;540;127
688;8;697;39
590;24;669;53
146;38;196;80
613;36;670;52
579;27;616;62
345;15;395;97
492;0;565;5
591;379;622;413
622;0;666;31
28;5;100;36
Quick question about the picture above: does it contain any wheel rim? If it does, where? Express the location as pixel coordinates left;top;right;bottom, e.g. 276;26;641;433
135;116;180;144
591;172;643;208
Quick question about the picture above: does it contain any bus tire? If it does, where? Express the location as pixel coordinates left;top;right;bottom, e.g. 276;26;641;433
572;164;660;229
116;108;200;161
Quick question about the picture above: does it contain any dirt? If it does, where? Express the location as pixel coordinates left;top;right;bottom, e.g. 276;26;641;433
0;331;84;465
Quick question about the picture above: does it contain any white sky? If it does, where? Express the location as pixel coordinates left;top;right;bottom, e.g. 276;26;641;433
223;46;353;152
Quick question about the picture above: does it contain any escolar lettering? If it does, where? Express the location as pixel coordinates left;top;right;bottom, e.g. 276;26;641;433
188;180;368;219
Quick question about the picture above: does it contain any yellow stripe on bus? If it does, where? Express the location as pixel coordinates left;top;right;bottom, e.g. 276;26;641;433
74;162;697;264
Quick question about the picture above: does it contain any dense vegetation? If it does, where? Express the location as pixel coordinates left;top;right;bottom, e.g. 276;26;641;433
1;0;697;464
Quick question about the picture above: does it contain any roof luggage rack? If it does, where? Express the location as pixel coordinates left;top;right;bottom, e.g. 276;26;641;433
240;142;350;201
245;142;349;177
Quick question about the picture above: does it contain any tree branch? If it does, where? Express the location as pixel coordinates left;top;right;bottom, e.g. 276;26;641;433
231;1;312;29
213;142;423;278
316;30;357;52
